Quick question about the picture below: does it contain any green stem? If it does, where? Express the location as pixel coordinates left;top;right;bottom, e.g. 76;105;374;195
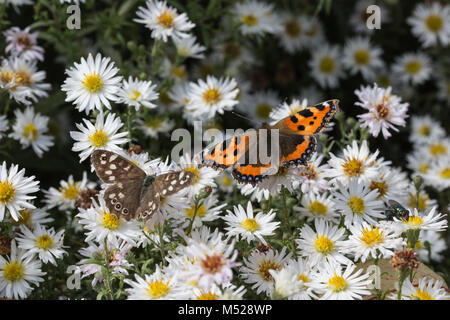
186;198;201;236
102;238;114;300
281;186;297;257
158;223;166;266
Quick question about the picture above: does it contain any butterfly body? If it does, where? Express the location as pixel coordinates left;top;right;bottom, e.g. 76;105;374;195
91;150;194;221
200;99;339;185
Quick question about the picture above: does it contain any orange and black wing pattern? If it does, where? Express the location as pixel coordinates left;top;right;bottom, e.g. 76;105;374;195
275;99;339;135
279;134;317;167
200;134;250;170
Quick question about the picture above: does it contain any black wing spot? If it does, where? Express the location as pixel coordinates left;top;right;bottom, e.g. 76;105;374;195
234;148;239;156
297;125;305;131
309;121;314;125
299;109;314;118
315;104;326;111
290;115;298;123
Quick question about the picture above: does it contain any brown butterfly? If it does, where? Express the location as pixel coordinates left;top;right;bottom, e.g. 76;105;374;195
90;149;195;221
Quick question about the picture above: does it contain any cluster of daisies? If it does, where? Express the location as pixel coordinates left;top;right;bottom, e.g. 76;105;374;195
0;0;449;300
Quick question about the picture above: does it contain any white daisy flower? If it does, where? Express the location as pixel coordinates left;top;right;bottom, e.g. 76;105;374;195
161;58;189;84
175;194;225;229
292;153;330;195
222;201;280;245
237;183;271;203
0;240;45;300
8;106;54;158
415;230;447;263
309;261;372;300
116;76;159;111
406;149;432;177
61;53;122;114
0;115;8;140
78;239;133;287
16;225;67;266
43;172;92;211
366;166;409;204
391;206;447;234
409;115;446;146
186;76;239;120
269;264;305;299
240;247;292;296
134;0;195;42
296;219;350;267
423;138;450;163
177;153;218;198
324;140;382;185
392;277;450;300
280;257;318;300
0;57;50;105
242;89;280;123
392;52;432;85
277;13;309;54
70;112;130;162
218;283;247;300
3;26;44;61
332;178;385;228
174;35;206;59
294;192;339;223
168;82;191;110
10;205;53;230
0;161;39;222
137;116;175;139
231;0;282;36
423;158;450;191
436;71;450;103
343;222;404;263
308;44;345;89
212;41;253;74
76;196;142;245
182;234;239;290
125;265;190;300
215;172;235;193
407;2;450;48
303;16;325;48
342;37;384;81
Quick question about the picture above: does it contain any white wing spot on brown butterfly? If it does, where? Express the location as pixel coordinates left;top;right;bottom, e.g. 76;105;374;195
109;176;115;181
110;164;117;170
109;155;118;162
105;170;112;175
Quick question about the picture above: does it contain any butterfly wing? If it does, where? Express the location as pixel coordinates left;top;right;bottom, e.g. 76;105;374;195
273;99;339;135
91;149;146;184
104;180;143;220
279;134;317;167
135;184;161;221
200;134;250;170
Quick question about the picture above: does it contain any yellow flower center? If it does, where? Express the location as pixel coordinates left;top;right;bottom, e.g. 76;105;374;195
256;103;272;119
418;125;430;136
414;289;434;300
196;291;219;300
298;274;308;283
405;61;421;74
172;66;187;79
285;20;301;37
202;88;221;105
89;129;109;148
343;158;364;177
17;35;33;49
60;183;80;200
185;204;207;218
309;200;327;216
314;235;334;254
159;91;172;105
241;14;258;26
319;57;335;73
16;209;32;227
405;216;423;226
147;280;170;299
419;163;428;173
369;180;388;199
82;72;103;93
157;10;175;28
375;102;391;120
354;49;370;65
377;75;391;87
23;123;38;141
328;273;347;292
348;196;365;215
425;14;443;32
102;212;120;230
129;90;141;101
184;166;200;184
359;226;384;247
408;193;428;211
429;143;446;156
14;71;32;87
439;168;450;179
145;118;163;129
241;218;260;232
258;258;281;281
35;234;54;250
0;180;16;204
222;176;232;186
2;261;24;282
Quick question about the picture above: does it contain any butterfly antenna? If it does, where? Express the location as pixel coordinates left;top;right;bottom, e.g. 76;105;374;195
231;111;263;126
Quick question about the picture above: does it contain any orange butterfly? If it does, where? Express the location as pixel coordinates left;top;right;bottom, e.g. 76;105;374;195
199;99;339;185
